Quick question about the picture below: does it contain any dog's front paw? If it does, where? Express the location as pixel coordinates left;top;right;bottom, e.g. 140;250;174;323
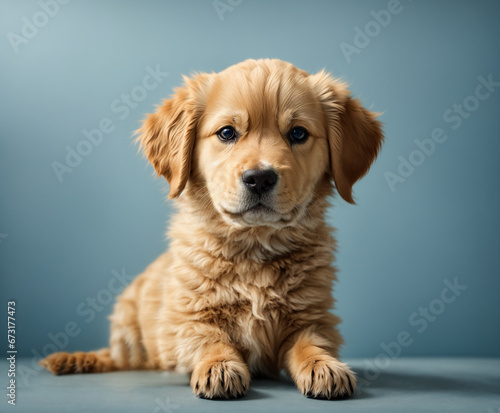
190;357;250;399
294;355;356;399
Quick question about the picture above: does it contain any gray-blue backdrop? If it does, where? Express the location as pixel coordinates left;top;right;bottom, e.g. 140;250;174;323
1;0;499;362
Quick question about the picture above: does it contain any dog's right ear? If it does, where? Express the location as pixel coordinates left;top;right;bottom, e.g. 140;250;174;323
136;73;212;198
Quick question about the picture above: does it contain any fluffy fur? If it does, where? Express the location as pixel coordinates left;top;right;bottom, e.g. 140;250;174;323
40;59;383;400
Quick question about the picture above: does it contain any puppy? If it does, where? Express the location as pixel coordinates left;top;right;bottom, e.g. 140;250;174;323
41;59;383;399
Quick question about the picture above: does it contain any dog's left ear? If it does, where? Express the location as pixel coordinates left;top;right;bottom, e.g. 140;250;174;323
310;71;384;204
136;73;212;198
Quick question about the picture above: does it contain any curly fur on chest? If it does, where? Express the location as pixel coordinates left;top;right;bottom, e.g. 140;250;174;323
137;193;340;375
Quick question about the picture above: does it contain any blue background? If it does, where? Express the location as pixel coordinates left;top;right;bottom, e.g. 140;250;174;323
1;0;499;361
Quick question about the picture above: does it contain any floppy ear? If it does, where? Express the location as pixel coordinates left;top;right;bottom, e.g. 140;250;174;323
311;71;384;204
136;73;211;198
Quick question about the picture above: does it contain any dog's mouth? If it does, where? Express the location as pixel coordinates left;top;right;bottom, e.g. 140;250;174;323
243;203;275;214
216;190;315;229
223;202;280;218
220;202;293;227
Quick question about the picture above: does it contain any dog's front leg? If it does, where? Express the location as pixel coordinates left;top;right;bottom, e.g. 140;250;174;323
282;329;357;399
189;341;250;399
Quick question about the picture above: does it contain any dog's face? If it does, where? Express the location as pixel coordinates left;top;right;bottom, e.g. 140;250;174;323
138;59;383;229
194;61;332;228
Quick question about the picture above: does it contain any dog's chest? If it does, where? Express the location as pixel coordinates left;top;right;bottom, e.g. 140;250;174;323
217;265;296;374
194;252;315;374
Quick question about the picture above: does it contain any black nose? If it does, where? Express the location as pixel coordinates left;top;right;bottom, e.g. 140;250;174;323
242;169;278;195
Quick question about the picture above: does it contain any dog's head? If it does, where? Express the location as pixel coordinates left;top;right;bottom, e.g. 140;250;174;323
137;59;383;229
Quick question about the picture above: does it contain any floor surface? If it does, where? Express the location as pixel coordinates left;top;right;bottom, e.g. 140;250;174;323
2;357;499;412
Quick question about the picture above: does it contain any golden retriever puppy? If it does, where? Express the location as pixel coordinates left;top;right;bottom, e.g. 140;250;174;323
40;59;383;400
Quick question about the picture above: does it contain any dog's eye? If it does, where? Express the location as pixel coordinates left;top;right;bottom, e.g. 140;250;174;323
217;126;237;142
288;126;309;144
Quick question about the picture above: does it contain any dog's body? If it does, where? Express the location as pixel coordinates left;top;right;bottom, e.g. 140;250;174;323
41;59;383;399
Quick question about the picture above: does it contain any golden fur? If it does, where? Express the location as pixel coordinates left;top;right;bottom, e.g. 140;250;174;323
40;59;383;399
